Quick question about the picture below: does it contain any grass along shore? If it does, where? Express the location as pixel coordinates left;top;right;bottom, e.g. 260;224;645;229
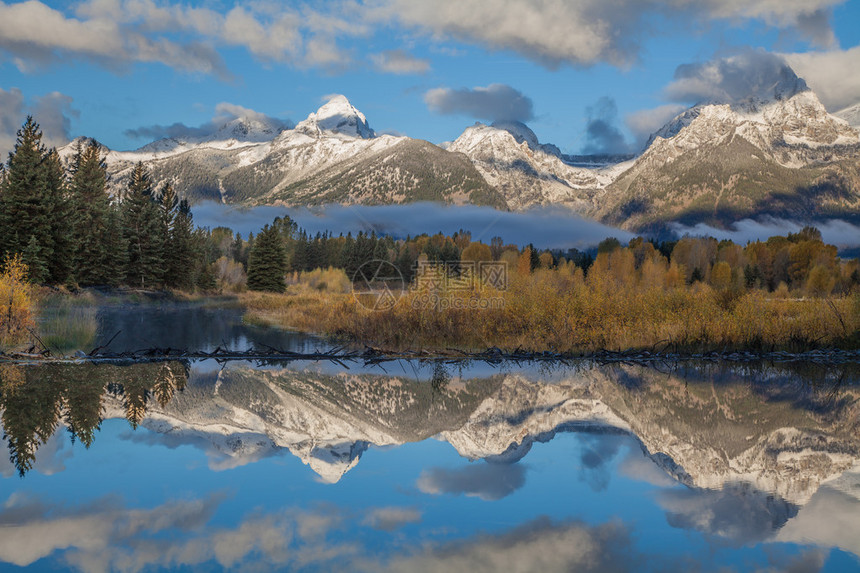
241;268;860;354
5;268;858;357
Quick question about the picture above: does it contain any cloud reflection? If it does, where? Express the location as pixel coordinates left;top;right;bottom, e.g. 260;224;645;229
416;462;527;501
658;483;799;545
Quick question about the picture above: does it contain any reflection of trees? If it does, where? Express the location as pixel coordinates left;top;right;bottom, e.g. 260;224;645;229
430;362;451;393
0;364;64;476
64;369;108;448
0;362;188;475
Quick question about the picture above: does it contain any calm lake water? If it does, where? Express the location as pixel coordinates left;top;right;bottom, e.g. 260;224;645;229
2;309;860;572
92;304;335;354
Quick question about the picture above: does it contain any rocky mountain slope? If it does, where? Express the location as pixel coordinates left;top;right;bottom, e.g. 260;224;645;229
446;121;621;211
64;95;503;209
59;73;860;230
596;71;860;230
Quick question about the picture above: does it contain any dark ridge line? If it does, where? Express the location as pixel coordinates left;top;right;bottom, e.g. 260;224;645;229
1;346;859;366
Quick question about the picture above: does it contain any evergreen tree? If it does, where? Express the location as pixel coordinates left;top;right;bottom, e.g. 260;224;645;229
191;227;216;290
290;230;309;272
0;367;64;476
166;199;196;290
68;141;116;286
42;149;73;284
230;233;248;269
395;243;416;283
22;235;48;284
102;206;128;287
246;223;287;292
122;163;165;288
0;117;53;265
340;233;360;279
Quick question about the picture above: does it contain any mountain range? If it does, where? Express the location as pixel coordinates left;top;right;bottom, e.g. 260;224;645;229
60;66;860;232
101;362;860;508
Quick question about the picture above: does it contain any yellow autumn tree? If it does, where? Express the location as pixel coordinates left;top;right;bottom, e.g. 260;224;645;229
0;254;35;349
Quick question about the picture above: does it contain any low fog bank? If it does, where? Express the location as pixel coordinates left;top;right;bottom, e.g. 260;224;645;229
672;218;860;256
193;202;634;250
193;202;860;254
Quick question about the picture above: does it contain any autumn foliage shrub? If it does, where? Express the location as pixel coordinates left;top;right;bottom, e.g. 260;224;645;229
0;255;35;350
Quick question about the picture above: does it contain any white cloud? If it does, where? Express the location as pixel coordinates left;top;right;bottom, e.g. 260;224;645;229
383;517;635;573
373;0;845;68
370;49;430;74
0;86;25;157
783;46;860;111
663;50;804;104
0;87;77;158
0;493;358;572
1;0;849;80
625;103;687;149
424;83;534;123
362;507;422;531
0;0;366;77
31;92;79;147
124;102;292;143
416;462;527;501
581;97;631;155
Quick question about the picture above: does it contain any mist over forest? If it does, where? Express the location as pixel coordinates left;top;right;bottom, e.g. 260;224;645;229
193;202;860;254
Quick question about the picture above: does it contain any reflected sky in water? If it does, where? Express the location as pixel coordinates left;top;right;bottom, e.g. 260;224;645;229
1;357;859;572
93;304;334;354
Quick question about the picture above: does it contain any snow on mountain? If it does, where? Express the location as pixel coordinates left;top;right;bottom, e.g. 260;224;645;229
54;75;860;226
649;78;858;157
448;122;607;210
132;115;290;159
293;94;375;140
597;67;860;230
835;102;860;128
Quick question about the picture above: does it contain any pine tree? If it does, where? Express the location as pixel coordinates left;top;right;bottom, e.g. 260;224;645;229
102;206;128;287
166;199;196;290
42;149;73;284
191;227;215;290
0;117;53;265
247;223;287;292
22;235;48;284
69;140;116;286
122;162;165;288
290;230;309;272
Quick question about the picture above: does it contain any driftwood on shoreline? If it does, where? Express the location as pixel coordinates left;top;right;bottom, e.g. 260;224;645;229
1;343;859;366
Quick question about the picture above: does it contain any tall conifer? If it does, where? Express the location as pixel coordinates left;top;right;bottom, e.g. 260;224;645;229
122;162;164;288
0;117;52;265
69;140;115;285
247;224;287;292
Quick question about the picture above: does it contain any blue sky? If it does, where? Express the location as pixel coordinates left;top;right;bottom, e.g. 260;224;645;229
2;0;860;158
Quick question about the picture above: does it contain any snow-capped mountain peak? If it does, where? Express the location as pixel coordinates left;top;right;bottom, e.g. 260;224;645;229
835;102;860;128
647;74;857;154
208;115;288;143
294;94;375;139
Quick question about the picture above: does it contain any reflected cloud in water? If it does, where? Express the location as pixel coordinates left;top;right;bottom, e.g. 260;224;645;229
416;462;527;501
1;358;860;570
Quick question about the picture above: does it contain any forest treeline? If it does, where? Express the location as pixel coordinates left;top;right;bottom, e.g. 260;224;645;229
0;117;216;290
226;216;860;298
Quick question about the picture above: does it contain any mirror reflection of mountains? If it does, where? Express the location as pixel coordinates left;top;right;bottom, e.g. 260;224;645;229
2;360;859;499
